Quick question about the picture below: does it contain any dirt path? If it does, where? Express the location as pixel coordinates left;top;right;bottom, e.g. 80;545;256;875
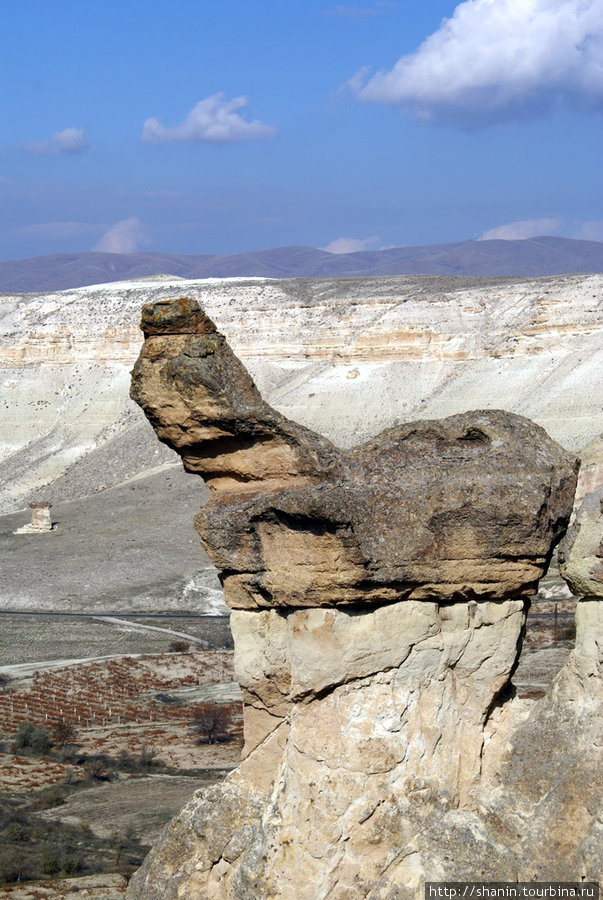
92;616;206;645
0;653;143;678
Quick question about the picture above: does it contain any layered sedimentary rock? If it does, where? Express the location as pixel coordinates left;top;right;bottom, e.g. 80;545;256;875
125;299;602;898
2;273;602;514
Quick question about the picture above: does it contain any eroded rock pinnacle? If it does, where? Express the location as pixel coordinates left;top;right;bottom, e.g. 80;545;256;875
127;298;601;900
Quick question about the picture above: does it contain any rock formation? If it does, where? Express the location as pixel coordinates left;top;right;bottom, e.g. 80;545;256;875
560;484;603;599
125;298;602;898
13;500;54;534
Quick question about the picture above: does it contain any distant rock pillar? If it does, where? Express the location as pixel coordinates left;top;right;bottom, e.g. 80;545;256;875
29;501;53;530
14;501;55;535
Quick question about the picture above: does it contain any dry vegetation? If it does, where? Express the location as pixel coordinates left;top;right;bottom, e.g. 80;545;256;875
0;649;243;888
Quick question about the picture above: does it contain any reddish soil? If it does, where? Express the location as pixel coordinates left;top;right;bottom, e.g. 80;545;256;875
0;651;243;791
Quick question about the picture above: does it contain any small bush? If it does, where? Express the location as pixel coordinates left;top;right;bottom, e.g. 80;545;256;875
169;640;190;653
139;744;161;768
41;849;61;875
29;785;66;810
61;853;83;875
191;704;234;745
116;749;136;771
52;720;78;747
0;847;28;883
58;744;82;764
12;721;51;755
82;757;112;781
31;728;51;754
2;820;30;842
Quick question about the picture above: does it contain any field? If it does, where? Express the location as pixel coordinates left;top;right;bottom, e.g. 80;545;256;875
0;571;579;892
0;614;242;889
0;613;233;668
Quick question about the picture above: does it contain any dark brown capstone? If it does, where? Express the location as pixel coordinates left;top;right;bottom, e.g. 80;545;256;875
140;297;217;337
130;297;579;609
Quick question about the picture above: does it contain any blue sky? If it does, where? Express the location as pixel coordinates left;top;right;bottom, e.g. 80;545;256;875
1;0;602;260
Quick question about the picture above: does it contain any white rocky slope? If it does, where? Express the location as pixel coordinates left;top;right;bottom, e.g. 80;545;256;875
1;273;602;515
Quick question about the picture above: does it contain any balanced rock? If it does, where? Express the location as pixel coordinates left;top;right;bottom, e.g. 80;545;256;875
126;298;598;899
131;298;577;610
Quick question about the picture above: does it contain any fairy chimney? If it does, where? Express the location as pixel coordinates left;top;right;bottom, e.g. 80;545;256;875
29;501;52;530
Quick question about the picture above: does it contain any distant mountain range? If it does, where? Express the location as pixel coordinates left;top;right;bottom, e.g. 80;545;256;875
2;235;603;292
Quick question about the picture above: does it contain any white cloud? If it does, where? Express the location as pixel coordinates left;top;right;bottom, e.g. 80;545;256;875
354;0;603;123
575;220;603;241
142;93;276;144
479;218;562;240
322;235;382;253
92;218;146;253
23;127;90;156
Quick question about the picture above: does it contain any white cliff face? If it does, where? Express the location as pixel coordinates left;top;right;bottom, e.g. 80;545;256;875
1;273;602;513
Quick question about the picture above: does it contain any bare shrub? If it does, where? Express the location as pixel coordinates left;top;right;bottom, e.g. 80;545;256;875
0;847;28;883
191;704;234;744
139;743;162;768
51;719;78;747
169;640;190;653
82;757;111;781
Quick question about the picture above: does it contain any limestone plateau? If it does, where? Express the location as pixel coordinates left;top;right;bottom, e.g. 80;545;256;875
2;273;602;518
127;298;601;899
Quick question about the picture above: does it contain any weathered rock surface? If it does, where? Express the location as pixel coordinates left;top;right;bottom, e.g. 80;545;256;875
572;433;603;512
560;485;603;599
131;299;577;611
128;600;602;898
125;299;601;898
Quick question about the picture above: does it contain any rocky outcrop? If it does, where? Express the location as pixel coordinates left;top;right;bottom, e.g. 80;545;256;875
572;433;603;512
131;299;577;612
124;299;602;898
559;430;603;598
560;483;603;599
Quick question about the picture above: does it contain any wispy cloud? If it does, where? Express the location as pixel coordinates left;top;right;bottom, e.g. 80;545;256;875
575;220;603;242
352;0;603;124
479;218;562;241
142;93;276;144
322;235;382;253
92;217;146;253
22;127;90;156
